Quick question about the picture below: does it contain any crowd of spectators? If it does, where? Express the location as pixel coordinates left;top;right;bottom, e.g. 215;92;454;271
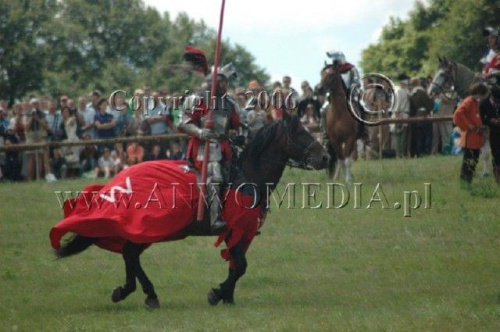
0;74;494;183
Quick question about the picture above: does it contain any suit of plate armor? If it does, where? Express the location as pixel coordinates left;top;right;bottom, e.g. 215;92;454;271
178;71;240;232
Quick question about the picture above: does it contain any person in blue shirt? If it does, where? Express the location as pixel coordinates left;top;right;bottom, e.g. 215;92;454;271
94;98;116;153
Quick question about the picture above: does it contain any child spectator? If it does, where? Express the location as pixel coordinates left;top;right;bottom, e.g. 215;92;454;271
113;143;127;172
126;142;144;165
147;144;164;161
94;147;115;178
167;141;184;160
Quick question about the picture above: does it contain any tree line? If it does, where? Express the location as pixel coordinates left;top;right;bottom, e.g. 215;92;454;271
360;0;500;78
0;0;270;105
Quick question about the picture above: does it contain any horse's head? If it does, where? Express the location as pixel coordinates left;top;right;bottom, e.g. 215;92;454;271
318;62;346;97
428;56;455;97
240;111;328;173
280;111;329;170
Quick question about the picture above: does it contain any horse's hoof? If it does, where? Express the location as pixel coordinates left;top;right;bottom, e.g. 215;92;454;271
223;298;235;306
112;287;124;303
207;288;222;306
145;296;160;309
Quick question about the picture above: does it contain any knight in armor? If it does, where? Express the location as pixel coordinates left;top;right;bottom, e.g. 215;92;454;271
482;27;500;85
178;64;241;232
320;50;362;143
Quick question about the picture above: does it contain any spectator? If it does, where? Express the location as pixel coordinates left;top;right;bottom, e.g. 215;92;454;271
479;85;500;184
297;86;321;119
282;75;297;96
364;78;391;159
2;127;22;181
125;108;143;136
111;94;130;137
298;81;311;103
167;141;184;161
59;95;69;111
25;99;50;180
83;91;101;139
453;83;489;184
126;142;144;165
112;143;127;172
94;98;116;153
148;144;164;161
391;74;411;158
0;108;9;132
235;88;247;111
50;148;67;180
61;106;79;142
9;103;26;143
271;81;282;90
78;96;95;139
300;103;319;127
60;106;81;168
94;147;115;178
45;100;64;142
143;92;169;153
168;92;183;129
79;133;98;174
409;77;434;157
431;94;456;155
248;80;261;95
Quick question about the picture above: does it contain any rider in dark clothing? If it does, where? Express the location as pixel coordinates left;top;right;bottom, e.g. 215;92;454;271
480;85;500;183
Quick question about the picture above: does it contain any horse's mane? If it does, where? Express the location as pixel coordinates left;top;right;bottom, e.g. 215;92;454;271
450;60;480;97
238;116;300;166
322;64;348;94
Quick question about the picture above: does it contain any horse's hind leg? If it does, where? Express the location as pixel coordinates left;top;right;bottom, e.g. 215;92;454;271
112;242;159;309
135;251;159;309
112;242;138;303
208;241;247;306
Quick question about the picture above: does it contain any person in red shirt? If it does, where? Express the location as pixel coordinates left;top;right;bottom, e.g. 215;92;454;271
453;83;489;183
126;142;144;165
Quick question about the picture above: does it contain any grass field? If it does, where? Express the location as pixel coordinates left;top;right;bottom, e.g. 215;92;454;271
1;156;499;331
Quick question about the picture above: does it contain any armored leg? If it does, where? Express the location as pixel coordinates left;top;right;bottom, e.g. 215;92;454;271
208;161;226;232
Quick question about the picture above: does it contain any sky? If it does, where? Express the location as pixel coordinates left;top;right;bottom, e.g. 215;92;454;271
143;0;418;89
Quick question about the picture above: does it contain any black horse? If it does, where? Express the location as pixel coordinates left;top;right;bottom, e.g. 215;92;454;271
52;112;328;308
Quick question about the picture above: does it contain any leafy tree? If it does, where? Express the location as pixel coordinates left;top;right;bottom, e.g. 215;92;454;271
0;0;57;105
1;0;270;103
362;0;500;78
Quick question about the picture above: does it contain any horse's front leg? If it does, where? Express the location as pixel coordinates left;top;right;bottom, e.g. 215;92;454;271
208;241;247;306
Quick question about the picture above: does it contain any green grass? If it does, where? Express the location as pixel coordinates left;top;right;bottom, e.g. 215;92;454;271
1;156;499;331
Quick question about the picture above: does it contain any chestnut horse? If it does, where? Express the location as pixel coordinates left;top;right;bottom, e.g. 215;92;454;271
319;63;358;181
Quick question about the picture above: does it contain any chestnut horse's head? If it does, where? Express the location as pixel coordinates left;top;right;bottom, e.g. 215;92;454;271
318;61;347;97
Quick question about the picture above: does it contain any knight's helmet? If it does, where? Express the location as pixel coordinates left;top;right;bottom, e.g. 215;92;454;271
206;63;238;87
326;50;346;66
483;26;500;48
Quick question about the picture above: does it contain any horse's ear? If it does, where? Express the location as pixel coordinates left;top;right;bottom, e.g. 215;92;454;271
442;56;449;65
438;55;442;63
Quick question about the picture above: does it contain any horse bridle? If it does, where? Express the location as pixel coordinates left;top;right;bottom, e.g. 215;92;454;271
430;63;458;100
283;120;321;170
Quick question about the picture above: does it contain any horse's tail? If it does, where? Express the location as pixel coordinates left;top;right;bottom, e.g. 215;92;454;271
55;235;95;259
